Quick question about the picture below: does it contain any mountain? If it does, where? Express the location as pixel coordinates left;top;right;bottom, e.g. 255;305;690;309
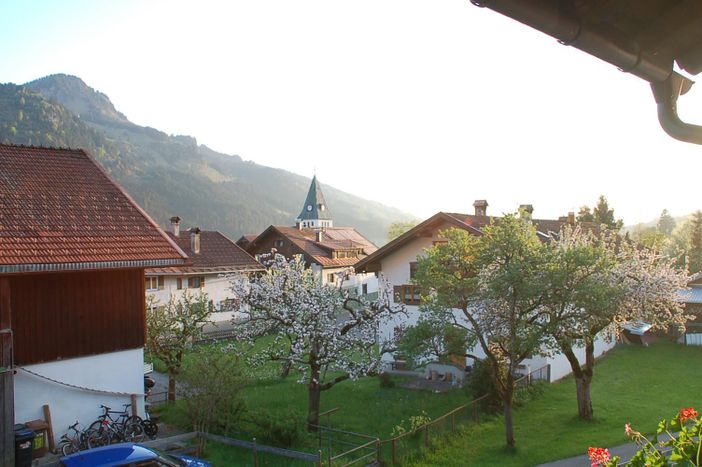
0;74;417;245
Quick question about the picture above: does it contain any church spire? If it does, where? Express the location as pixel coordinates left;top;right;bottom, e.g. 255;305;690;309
296;176;333;229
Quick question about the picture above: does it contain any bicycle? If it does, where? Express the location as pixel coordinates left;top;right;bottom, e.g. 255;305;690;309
57;421;93;456
88;404;145;446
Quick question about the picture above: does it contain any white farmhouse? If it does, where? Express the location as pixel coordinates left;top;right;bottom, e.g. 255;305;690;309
145;217;264;324
354;201;615;382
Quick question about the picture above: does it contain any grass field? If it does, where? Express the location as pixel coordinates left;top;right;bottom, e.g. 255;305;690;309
412;341;702;466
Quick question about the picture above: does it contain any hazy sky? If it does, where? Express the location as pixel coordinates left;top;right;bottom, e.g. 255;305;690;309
2;1;701;225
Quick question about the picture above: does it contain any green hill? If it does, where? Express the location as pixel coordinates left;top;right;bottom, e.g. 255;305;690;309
0;74;416;245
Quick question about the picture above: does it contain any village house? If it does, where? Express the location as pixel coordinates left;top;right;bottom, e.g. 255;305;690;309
354;200;615;382
0;144;188;458
240;176;378;295
678;272;702;346
145;217;263;325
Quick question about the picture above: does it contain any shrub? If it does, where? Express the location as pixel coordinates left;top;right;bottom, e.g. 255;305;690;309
468;359;501;414
248;409;304;447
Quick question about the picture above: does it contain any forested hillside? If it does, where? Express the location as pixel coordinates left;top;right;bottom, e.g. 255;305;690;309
0;75;415;244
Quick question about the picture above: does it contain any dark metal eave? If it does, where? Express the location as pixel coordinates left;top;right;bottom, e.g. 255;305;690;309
0;258;186;275
471;0;702;145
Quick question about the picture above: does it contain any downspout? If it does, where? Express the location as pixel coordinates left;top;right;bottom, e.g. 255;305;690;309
471;0;702;145
650;73;702;145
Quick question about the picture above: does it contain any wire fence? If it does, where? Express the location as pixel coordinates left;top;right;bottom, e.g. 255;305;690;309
375;364;550;465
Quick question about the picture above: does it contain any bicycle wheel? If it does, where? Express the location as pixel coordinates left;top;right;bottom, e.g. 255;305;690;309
61;440;79;456
142;419;159;439
87;420;110;447
122;418;145;443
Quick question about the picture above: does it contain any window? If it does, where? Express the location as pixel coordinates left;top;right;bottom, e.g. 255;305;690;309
409;262;418;280
274;239;284;248
393;285;421;305
176;277;183;290
362;283;368;295
187;276;205;288
145;276;158;291
328;273;335;283
145;276;163;291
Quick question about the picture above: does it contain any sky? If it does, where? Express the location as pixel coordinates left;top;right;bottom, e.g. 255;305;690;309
1;0;701;225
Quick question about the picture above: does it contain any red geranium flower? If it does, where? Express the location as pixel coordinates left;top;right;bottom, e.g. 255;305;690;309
588;447;611;466
679;407;699;423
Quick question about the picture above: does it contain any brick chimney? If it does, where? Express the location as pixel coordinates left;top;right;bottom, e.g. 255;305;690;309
190;227;201;254
519;204;534;220
568;211;575;225
473;200;488;216
316;230;324;242
170;216;181;237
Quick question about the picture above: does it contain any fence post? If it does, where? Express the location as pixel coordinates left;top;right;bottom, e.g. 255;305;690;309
252;437;259;467
547;363;551;383
391;437;396;465
376;438;381;464
318;450;323;467
131;394;138;417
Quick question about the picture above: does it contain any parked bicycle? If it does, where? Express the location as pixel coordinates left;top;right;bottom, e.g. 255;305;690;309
89;404;145;446
57;421;94;456
142;403;159;440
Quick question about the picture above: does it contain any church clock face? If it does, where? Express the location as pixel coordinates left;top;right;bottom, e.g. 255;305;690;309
307;205;313;211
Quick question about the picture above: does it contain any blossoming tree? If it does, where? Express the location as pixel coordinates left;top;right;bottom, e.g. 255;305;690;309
145;292;214;401
229;252;404;431
544;226;690;420
412;217;553;448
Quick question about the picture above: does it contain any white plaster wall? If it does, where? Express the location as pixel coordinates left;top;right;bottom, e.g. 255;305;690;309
146;273;245;323
15;348;145;440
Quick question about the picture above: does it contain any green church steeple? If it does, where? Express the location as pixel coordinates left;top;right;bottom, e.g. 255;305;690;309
296;176;333;228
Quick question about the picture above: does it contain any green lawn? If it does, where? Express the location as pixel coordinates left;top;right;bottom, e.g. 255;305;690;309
412;341;702;466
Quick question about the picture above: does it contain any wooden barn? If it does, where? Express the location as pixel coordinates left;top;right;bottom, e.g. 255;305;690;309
0;144;187;462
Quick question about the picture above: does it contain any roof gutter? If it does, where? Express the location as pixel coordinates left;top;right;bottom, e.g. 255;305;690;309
471;0;702;145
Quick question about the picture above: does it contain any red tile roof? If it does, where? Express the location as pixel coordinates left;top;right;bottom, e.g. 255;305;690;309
355;211;599;272
251;226;377;268
0;144;187;273
147;230;262;275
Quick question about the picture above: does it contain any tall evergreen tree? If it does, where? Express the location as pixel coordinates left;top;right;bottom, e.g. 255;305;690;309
577;206;594;223
657;209;676;235
592;195;623;231
688;211;702;274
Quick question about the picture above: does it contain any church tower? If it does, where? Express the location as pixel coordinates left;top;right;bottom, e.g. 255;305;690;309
295;176;333;229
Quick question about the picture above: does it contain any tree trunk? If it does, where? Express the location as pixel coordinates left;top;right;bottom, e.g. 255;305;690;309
574;374;593;420
280;360;292;379
503;394;515;448
307;362;322;432
307;382;321;432
559;338;595;420
168;373;177;402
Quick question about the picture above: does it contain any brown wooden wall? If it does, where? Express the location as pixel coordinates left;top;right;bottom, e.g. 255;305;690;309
8;269;145;365
249;231;313;266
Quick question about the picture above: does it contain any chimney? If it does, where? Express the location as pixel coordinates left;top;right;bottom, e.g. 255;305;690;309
190;227;201;254
519;204;534;220
568;211;575;225
170;216;181;237
473;199;488;216
316;230;323;242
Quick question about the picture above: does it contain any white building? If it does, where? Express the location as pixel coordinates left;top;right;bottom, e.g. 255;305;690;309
145;217;264;324
355;201;615;382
